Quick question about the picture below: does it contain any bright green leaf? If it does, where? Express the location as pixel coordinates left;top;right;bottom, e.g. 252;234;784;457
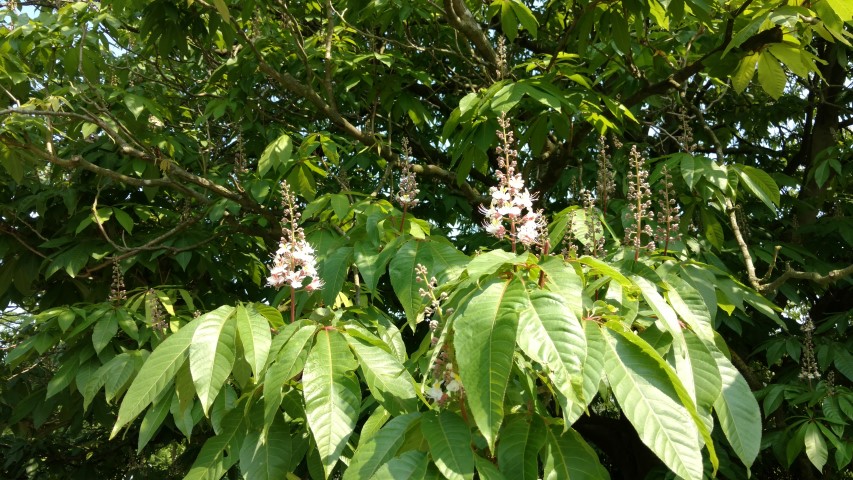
303;329;361;479
454;276;526;452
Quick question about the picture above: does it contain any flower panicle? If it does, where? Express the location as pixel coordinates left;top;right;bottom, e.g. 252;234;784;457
395;138;420;209
655;165;682;255
480;114;545;250
624;145;655;258
267;182;323;292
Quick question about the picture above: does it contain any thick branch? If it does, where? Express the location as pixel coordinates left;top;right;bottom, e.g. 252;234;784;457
760;264;853;295
443;0;499;74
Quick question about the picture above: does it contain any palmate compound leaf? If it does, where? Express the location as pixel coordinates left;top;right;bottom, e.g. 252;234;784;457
516;289;587;421
709;333;762;469
421;411;475;480
303;328;361;479
684;332;723;432
189;305;238;415
453;275;527;452
601;322;705;480
344;412;420;480
111;307;220;438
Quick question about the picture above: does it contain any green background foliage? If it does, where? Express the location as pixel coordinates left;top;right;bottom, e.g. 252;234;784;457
1;0;852;478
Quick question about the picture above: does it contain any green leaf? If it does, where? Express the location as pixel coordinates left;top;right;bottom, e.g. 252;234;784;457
212;0;231;24
330;194;349;220
303;329;361;478
497;414;546;480
389;239;468;328
454;276;526;452
373;450;429;479
235;303;272;380
834;350;853;382
258;133;293;176
577;256;634;289
239;416;292;480
46;355;80;399
509;0;538;38
684;332;723;431
732;53;759;94
354;240;396;294
464;249;520;282
189;306;237;414
736;164;780;212
421;411;475;480
542;425;610;480
345;327;418;415
105;351;146;403
263;323;316;433
663;274;715;342
538;256;584;318
137;391;172;453
112;208;134;234
320;246;353;306
825;0;853;21
709;334;762;468
345;413;420;480
124;94;147;119
184;401;244;480
500;0;518;42
112;312;205;438
804;423;828;472
601;323;704;480
757;51;786;100
92;313;119;354
516;290;587;418
476;455;507;480
634;276;687;359
768;44;810;79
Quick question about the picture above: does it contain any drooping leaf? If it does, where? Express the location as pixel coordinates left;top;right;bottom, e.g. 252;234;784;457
373;450;430;480
112;312;207;438
184;401;245;480
542;425;610;480
601;323;704;480
345;326;418;415
709;334;762;468
137;391;172;453
264;323;317;431
303;329;361;478
454;276;526;452
497;414;546;480
757;51;786;100
235;303;272;380
238;416;292;480
258;133;293;176
735;164;780;212
804;423;828;472
516;290;587;418
345;412;420;480
421;411;475;480
538;256;584;318
189;306;237;414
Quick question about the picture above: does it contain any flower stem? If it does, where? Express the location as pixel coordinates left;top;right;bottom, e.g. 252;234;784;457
289;287;296;323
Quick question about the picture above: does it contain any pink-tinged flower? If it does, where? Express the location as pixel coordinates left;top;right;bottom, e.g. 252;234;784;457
267;182;323;292
425;381;444;402
478;114;543;250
